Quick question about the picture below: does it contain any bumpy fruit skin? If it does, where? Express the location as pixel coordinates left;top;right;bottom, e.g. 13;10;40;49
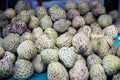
17;40;37;60
4;8;16;19
32;54;46;73
65;0;77;11
59;47;77;68
84;12;95;25
29;15;39;30
103;25;118;39
35;35;55;52
67;9;80;20
69;60;89;80
90;64;106;80
39;15;53;30
56;32;73;48
15;0;30;13
103;54;120;75
32;27;43;39
20;32;35;43
28;9;35;16
68;27;77;36
47;62;69;80
44;27;58;39
53;19;69;33
41;49;59;64
114;20;120;34
91;1;106;16
72;16;85;28
109;10;120;21
98;14;112;28
16;10;30;23
0;46;5;59
35;6;47;20
13;59;34;80
87;53;102;69
2;33;20;53
78;1;90;15
10;21;28;35
77;54;86;64
112;72;120;80
0;38;3;46
49;4;66;21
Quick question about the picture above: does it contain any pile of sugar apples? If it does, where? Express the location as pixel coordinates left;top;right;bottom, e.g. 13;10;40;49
0;0;120;80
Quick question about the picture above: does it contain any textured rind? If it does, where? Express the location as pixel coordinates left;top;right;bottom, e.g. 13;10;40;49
41;49;59;64
77;54;86;64
4;8;16;19
69;60;89;80
103;25;118;39
65;0;77;11
0;38;3;46
112;72;120;80
68;27;77;36
98;14;112;28
108;10;120;21
103;54;120;75
2;33;20;53
56;32;73;48
39;15;53;30
32;27;43;39
58;47;77;68
13;59;34;80
17;40;37;60
35;35;55;52
114;20;120;34
32;54;46;73
87;53;102;69
0;46;5;59
117;45;120;57
47;62;69;80
28;9;35;16
49;4;66;21
90;64;106;80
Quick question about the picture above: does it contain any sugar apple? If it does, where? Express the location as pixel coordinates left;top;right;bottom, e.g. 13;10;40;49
32;27;43;39
65;0;77;11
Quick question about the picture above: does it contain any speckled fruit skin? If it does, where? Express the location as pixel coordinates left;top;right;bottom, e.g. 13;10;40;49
56;32;73;48
98;14;112;28
77;54;86;64
58;47;77;68
68;27;77;36
28;9;35;16
13;59;34;80
0;46;5;59
39;15;53;30
35;35;55;52
49;4;66;22
87;53;102;69
17;40;37;60
32;27;43;39
90;64;106;80
69;60;89;80
103;54;120;75
112;72;120;80
2;33;20;53
47;62;69;80
109;10;120;21
103;25;118;39
4;8;16;19
65;0;77;11
32;54;46;73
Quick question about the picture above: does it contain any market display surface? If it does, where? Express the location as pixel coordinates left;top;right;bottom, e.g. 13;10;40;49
0;0;120;80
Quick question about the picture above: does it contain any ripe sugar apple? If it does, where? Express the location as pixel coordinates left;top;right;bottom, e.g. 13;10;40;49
87;53;102;69
53;19;69;33
16;10;30;23
32;54;46;73
90;64;106;80
35;34;55;52
29;15;39;30
40;49;59;64
10;21;28;35
58;47;77;68
68;27;77;35
35;6;47;20
103;54;120;75
4;8;16;19
39;15;53;30
0;46;5;59
2;33;20;53
32;27;43;39
77;54;86;64
72;16;85;28
84;12;95;25
109;10;120;21
28;9;35;16
47;62;69;80
44;27;58;39
17;40;37;60
112;72;120;80
103;25;118;39
13;59;34;80
67;9;80;20
65;0;77;11
49;4;66;21
98;14;112;28
56;32;73;48
69;60;89;80
20;32;35;43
